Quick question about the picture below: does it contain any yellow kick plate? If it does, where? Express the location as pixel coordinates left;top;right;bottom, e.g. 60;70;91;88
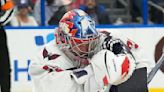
149;88;164;92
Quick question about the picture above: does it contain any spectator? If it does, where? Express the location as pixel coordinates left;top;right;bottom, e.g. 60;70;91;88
130;0;142;23
34;0;72;25
48;0;86;26
13;0;32;12
48;6;68;25
79;0;111;24
29;0;38;9
69;0;85;10
10;3;38;26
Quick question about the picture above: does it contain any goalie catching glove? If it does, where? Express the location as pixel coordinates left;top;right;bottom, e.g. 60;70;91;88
91;49;136;86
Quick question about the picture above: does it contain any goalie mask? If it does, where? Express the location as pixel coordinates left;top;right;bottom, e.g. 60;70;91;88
56;9;100;59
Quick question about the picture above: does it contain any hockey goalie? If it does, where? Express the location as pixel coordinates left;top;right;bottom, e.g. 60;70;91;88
29;9;149;92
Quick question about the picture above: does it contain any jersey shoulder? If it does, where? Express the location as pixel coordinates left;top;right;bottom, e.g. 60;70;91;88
39;40;66;61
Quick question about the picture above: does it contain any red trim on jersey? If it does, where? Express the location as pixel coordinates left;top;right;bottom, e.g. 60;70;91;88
42;48;60;60
127;40;133;49
127;39;139;49
103;75;109;86
134;44;139;49
55;68;63;72
121;56;130;78
48;54;60;60
43;48;48;58
43;65;49;70
43;65;63;72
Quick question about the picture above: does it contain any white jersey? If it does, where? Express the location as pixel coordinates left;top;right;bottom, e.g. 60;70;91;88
29;31;148;92
29;41;84;92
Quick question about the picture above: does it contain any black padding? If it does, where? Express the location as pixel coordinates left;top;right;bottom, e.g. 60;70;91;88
73;70;88;78
110;67;148;92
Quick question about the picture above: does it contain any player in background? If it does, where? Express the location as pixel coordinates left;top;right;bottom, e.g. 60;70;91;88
0;0;15;92
29;9;148;92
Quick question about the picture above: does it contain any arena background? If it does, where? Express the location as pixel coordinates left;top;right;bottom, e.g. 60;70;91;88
3;0;164;92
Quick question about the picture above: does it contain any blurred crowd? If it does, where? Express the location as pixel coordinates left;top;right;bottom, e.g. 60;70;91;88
7;0;164;27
